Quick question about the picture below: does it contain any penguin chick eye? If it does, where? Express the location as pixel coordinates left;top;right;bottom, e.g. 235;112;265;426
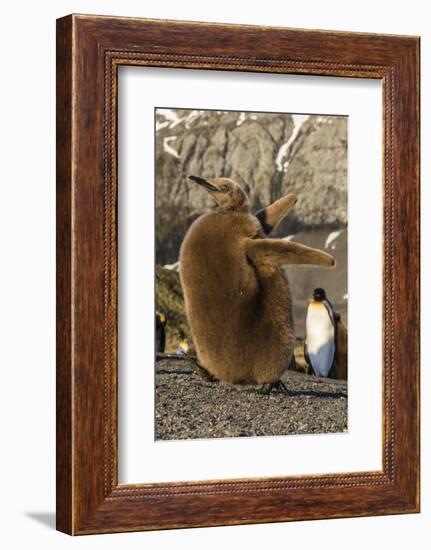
220;184;230;193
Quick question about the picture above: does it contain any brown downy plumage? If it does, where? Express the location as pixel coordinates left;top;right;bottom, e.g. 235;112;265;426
179;176;335;385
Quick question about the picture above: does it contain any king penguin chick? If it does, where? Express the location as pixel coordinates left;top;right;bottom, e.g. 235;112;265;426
304;288;337;378
179;176;335;386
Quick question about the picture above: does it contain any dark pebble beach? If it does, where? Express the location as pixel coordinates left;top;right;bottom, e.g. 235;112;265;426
155;357;348;441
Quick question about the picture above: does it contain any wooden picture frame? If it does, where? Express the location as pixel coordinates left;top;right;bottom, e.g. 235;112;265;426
56;14;420;535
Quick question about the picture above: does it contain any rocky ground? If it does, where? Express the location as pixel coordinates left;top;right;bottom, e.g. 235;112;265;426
155;356;348;441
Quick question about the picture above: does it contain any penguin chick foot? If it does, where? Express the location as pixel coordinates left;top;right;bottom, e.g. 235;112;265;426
257;380;290;395
189;357;218;383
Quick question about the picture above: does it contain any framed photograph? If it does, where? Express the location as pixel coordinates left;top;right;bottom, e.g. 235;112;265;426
56;14;420;535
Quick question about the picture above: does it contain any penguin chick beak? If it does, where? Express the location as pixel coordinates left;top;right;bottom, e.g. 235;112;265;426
188;175;220;192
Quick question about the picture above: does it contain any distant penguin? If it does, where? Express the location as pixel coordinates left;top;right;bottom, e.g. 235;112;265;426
155;312;167;353
175;332;189;356
304;288;336;378
179;176;335;386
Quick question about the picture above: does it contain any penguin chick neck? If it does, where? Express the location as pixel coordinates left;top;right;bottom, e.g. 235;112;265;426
188;175;250;213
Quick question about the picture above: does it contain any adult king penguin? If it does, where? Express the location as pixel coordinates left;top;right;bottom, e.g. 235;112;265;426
179;176;335;388
304;288;337;378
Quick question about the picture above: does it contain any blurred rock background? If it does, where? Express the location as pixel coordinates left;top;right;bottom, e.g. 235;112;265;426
155;108;347;349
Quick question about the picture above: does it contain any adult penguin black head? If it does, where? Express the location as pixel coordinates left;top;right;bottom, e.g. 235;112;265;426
188;175;250;212
313;288;327;302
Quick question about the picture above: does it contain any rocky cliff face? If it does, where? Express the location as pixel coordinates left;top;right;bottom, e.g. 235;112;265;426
155;109;347;265
274;115;348;237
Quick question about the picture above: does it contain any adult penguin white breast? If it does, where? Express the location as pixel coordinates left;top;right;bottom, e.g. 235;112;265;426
305;288;336;378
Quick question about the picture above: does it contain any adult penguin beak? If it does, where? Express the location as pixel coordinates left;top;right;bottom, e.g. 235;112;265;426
188;175;220;192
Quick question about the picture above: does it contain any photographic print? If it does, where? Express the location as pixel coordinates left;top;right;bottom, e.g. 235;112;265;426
56;16;420;533
155;107;348;441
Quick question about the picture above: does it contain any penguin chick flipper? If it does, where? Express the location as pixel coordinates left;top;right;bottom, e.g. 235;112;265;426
255;193;297;235
245;239;335;268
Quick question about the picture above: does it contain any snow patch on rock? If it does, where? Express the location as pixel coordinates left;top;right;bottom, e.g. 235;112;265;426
275;114;309;172
163;136;180;158
325;229;343;249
